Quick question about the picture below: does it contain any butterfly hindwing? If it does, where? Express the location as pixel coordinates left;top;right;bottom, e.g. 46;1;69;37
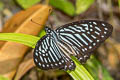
34;35;65;70
56;20;113;62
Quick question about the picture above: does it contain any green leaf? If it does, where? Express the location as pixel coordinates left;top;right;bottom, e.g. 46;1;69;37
119;0;120;7
75;0;94;14
16;0;41;9
49;0;75;16
0;1;4;11
0;75;9;80
0;33;40;48
84;56;113;80
38;29;46;37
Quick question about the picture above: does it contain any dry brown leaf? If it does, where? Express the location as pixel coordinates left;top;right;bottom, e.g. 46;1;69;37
107;46;119;70
106;40;120;69
14;51;35;80
113;44;120;61
15;59;34;80
0;4;52;79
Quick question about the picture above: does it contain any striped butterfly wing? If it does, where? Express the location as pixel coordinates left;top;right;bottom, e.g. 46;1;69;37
33;34;75;70
56;20;113;63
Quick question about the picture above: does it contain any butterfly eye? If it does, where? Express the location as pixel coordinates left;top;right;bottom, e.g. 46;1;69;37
45;27;52;33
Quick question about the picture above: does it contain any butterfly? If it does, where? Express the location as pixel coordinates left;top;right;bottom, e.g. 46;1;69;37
33;20;113;71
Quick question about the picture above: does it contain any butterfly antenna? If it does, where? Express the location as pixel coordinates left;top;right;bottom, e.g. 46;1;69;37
31;19;44;26
49;21;53;29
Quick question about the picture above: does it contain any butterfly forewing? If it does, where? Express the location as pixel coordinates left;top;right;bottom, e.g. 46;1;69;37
56;20;113;62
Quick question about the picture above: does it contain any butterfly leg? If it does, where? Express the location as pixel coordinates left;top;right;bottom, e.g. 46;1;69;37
58;54;76;71
61;58;76;71
70;46;86;64
82;54;90;64
71;46;90;64
76;54;85;64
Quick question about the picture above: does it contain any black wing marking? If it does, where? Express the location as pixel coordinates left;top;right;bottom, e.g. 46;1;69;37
56;20;113;63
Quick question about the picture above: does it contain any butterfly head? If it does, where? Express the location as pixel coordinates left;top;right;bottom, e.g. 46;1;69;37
45;26;52;34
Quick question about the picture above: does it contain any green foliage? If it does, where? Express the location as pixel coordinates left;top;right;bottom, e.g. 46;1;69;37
49;0;95;16
75;0;95;14
0;75;9;80
15;0;95;16
16;0;41;9
38;29;46;37
0;1;4;11
84;56;113;80
49;0;75;16
119;0;120;7
0;33;40;48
